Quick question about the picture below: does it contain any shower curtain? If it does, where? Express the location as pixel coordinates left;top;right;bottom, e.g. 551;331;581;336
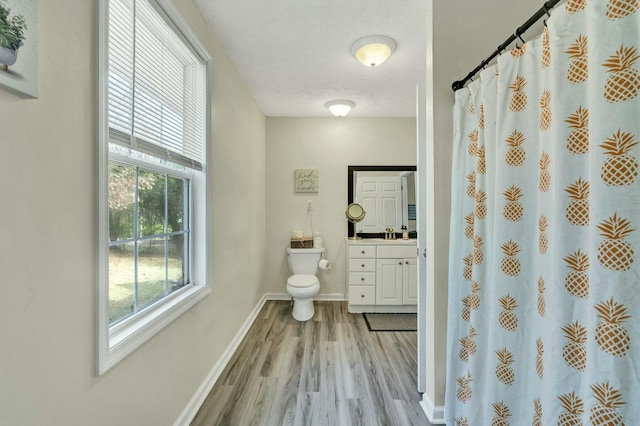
446;2;639;425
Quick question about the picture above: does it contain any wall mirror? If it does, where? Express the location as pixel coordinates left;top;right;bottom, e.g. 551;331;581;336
347;165;417;238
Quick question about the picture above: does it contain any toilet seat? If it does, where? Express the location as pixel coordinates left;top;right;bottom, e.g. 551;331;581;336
287;274;319;288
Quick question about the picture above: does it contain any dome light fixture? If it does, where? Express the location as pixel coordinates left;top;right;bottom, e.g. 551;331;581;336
325;100;355;117
351;35;397;68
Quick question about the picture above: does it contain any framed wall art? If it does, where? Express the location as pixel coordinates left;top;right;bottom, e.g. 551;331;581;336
0;0;38;98
294;169;319;193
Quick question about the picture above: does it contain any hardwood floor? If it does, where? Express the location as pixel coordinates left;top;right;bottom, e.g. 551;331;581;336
191;300;430;426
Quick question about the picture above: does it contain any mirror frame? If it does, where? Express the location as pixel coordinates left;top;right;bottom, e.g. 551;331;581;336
347;165;417;239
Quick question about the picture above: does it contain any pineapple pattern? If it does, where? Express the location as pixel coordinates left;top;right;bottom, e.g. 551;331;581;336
563;249;590;299
603;44;640;103
597;213;635;271
476;145;487;174
595;298;631;357
538;215;549;254
537;278;546;317
492;401;511;426
468;129;479;156
590;381;626;425
455;418;469;426
539;90;552;130
566;0;586;13
502;185;523;222
463;254;473;282
495;348;515;385
565;178;590;226
535;338;544;379
464;212;475;239
532;399;542;426
511;43;527;58
461;296;471;322
459;326;478;362
448;5;639;423
509;75;528;112
466;171;476;198
542;26;551;68
539;152;551;192
565;107;589;154
561;321;588;370
498;295;518;331
456;372;472;403
474;190;488;219
558;392;585;426
500;241;521;276
606;0;639;20
600;129;639;186
472;235;484;264
469;281;480;310
505;130;526;166
566;35;589;83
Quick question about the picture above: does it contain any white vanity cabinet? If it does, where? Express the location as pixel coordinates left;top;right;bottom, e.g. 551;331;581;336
347;244;376;308
346;239;417;313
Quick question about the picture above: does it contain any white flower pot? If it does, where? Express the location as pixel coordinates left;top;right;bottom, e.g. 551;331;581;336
0;46;19;71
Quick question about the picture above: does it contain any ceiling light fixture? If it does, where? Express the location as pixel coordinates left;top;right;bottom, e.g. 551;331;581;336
325;100;355;117
351;35;397;68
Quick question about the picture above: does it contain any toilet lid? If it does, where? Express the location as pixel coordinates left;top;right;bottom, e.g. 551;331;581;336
287;274;319;288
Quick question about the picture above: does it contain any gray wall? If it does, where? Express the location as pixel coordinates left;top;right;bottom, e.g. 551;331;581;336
0;1;266;424
265;117;416;297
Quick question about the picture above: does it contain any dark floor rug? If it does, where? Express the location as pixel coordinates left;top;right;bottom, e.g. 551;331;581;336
363;313;417;332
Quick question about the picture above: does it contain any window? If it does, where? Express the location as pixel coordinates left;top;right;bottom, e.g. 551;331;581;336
98;0;210;374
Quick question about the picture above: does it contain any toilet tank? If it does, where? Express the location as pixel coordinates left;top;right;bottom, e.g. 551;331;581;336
287;247;325;274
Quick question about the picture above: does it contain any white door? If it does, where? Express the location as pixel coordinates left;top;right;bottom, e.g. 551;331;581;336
356;176;402;233
376;259;403;305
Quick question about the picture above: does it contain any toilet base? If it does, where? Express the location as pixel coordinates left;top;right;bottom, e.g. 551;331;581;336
291;297;315;321
286;276;319;322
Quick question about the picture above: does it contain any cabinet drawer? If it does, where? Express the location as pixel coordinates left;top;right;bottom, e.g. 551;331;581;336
349;272;375;285
376;245;416;259
349;285;376;305
348;245;376;258
349;258;376;272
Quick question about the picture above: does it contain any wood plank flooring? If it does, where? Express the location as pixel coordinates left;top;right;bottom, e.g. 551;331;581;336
191;300;431;426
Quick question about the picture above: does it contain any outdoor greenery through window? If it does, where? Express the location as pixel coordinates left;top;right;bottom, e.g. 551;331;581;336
98;0;209;368
108;163;190;324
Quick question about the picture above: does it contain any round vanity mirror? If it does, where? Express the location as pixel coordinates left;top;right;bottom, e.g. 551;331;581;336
345;203;366;239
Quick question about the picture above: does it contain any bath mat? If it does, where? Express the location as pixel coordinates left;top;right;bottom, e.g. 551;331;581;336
363;313;417;332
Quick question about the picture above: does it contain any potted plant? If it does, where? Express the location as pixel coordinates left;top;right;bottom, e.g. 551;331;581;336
0;0;27;72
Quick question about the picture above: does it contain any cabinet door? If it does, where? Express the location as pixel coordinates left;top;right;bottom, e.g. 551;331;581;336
403;258;418;305
376;259;403;305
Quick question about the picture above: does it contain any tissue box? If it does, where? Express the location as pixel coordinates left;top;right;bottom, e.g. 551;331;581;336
290;237;313;248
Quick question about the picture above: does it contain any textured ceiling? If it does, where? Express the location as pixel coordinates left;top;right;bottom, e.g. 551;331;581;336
194;0;427;117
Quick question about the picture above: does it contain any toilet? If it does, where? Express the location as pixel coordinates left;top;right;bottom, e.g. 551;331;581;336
286;247;325;321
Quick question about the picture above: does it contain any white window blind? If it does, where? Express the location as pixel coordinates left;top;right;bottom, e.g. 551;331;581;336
108;0;206;170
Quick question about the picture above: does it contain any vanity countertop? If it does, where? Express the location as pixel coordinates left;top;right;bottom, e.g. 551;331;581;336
346;237;417;245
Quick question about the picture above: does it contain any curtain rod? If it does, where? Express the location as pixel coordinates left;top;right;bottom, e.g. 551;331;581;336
451;0;562;92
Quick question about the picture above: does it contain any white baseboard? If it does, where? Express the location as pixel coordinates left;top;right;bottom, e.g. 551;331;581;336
173;294;267;426
265;292;346;301
420;394;445;424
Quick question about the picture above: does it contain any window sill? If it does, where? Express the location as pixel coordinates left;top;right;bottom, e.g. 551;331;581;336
98;284;210;375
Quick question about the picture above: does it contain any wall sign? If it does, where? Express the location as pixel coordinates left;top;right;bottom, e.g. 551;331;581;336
294;169;319;193
0;0;38;98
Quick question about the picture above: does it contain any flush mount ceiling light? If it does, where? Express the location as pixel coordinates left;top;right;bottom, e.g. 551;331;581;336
351;35;397;68
325;100;355;117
